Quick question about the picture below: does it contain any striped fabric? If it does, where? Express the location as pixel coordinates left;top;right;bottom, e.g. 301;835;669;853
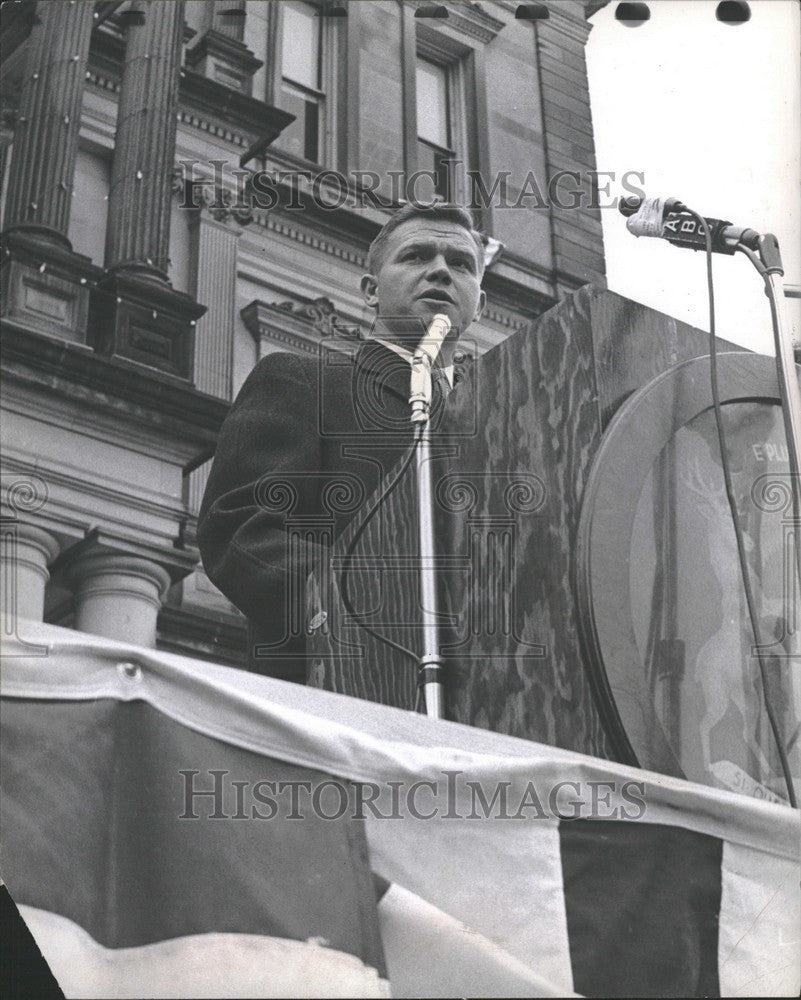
1;621;798;998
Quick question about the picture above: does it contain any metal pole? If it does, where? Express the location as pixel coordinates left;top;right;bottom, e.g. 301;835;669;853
415;420;445;718
768;269;801;594
765;269;801;482
409;314;451;718
759;238;801;589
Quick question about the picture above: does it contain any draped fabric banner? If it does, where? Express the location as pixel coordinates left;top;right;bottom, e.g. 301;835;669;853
1;622;798;998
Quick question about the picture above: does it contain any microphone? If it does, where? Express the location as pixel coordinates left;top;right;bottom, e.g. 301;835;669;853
410;313;451;424
620;195;760;254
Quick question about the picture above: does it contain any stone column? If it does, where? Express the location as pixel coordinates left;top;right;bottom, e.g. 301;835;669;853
186;203;244;524
104;0;184;277
1;1;101;345
92;0;205;381
1;521;60;624
69;553;171;648
179;194;248;616
192;209;243;399
3;0;94;247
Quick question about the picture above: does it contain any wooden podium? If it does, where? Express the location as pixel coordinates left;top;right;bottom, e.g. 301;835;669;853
306;285;799;789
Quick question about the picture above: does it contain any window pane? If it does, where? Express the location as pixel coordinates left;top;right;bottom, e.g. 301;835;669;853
304;99;320;163
416;58;449;147
282;1;320;89
417;140;451;200
280;82;321;162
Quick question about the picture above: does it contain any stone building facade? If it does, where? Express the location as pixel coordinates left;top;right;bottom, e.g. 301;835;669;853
0;0;605;667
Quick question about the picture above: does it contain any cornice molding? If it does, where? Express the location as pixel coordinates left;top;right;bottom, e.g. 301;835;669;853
241;297;361;358
482;303;530;330
177;107;250;150
407;1;506;44
170;167;370;264
253;212;368;268
85;67;120;96
0;453;189;538
491;0;593;41
87;26;293;153
179;69;294;150
538;4;592;43
1;324;229;452
84;70;273;153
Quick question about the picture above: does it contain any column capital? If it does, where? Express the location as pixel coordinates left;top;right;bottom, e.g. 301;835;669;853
66;553;172;607
172;167;253;231
0;520;60;624
64;550;173;647
8;520;62;566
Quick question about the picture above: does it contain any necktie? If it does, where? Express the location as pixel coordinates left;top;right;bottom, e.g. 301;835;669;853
431;366;451;402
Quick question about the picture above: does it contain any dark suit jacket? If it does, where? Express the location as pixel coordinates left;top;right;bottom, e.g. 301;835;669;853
198;339;448;682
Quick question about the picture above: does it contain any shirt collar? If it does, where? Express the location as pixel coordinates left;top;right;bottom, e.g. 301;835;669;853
372;338;454;388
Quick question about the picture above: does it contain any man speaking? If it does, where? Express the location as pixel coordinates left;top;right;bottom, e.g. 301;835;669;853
198;202;486;681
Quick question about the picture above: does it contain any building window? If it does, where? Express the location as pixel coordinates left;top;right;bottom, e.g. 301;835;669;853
278;1;324;163
416;57;454;200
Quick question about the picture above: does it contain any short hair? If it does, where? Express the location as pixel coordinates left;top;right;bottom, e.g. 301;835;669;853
366;202;486;278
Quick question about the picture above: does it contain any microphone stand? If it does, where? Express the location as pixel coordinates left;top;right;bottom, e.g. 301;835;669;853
412;410;445;718
622;196;801;583
409;315;451;719
758;238;801;484
737;235;801;586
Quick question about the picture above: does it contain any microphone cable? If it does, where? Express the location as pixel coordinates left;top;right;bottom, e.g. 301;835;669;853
338;424;424;686
734;241;801;592
689;208;797;808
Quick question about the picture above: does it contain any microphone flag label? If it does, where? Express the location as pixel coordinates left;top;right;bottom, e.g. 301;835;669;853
626;196;668;238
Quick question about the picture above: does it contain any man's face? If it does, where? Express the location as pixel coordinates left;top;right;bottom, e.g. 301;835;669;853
361;219;486;343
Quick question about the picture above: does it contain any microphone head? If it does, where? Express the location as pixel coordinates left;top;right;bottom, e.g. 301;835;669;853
428;313;452;340
619;195;642;218
416;313;452;366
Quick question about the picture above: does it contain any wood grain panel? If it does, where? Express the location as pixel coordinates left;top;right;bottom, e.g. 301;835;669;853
589;290;740;428
308;287;739;763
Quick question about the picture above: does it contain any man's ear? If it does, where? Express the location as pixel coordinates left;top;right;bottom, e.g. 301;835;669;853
360;273;379;309
473;289;487;323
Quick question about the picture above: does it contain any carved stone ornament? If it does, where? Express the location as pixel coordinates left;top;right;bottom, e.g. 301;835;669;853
171;166;254;226
271;297;362;341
